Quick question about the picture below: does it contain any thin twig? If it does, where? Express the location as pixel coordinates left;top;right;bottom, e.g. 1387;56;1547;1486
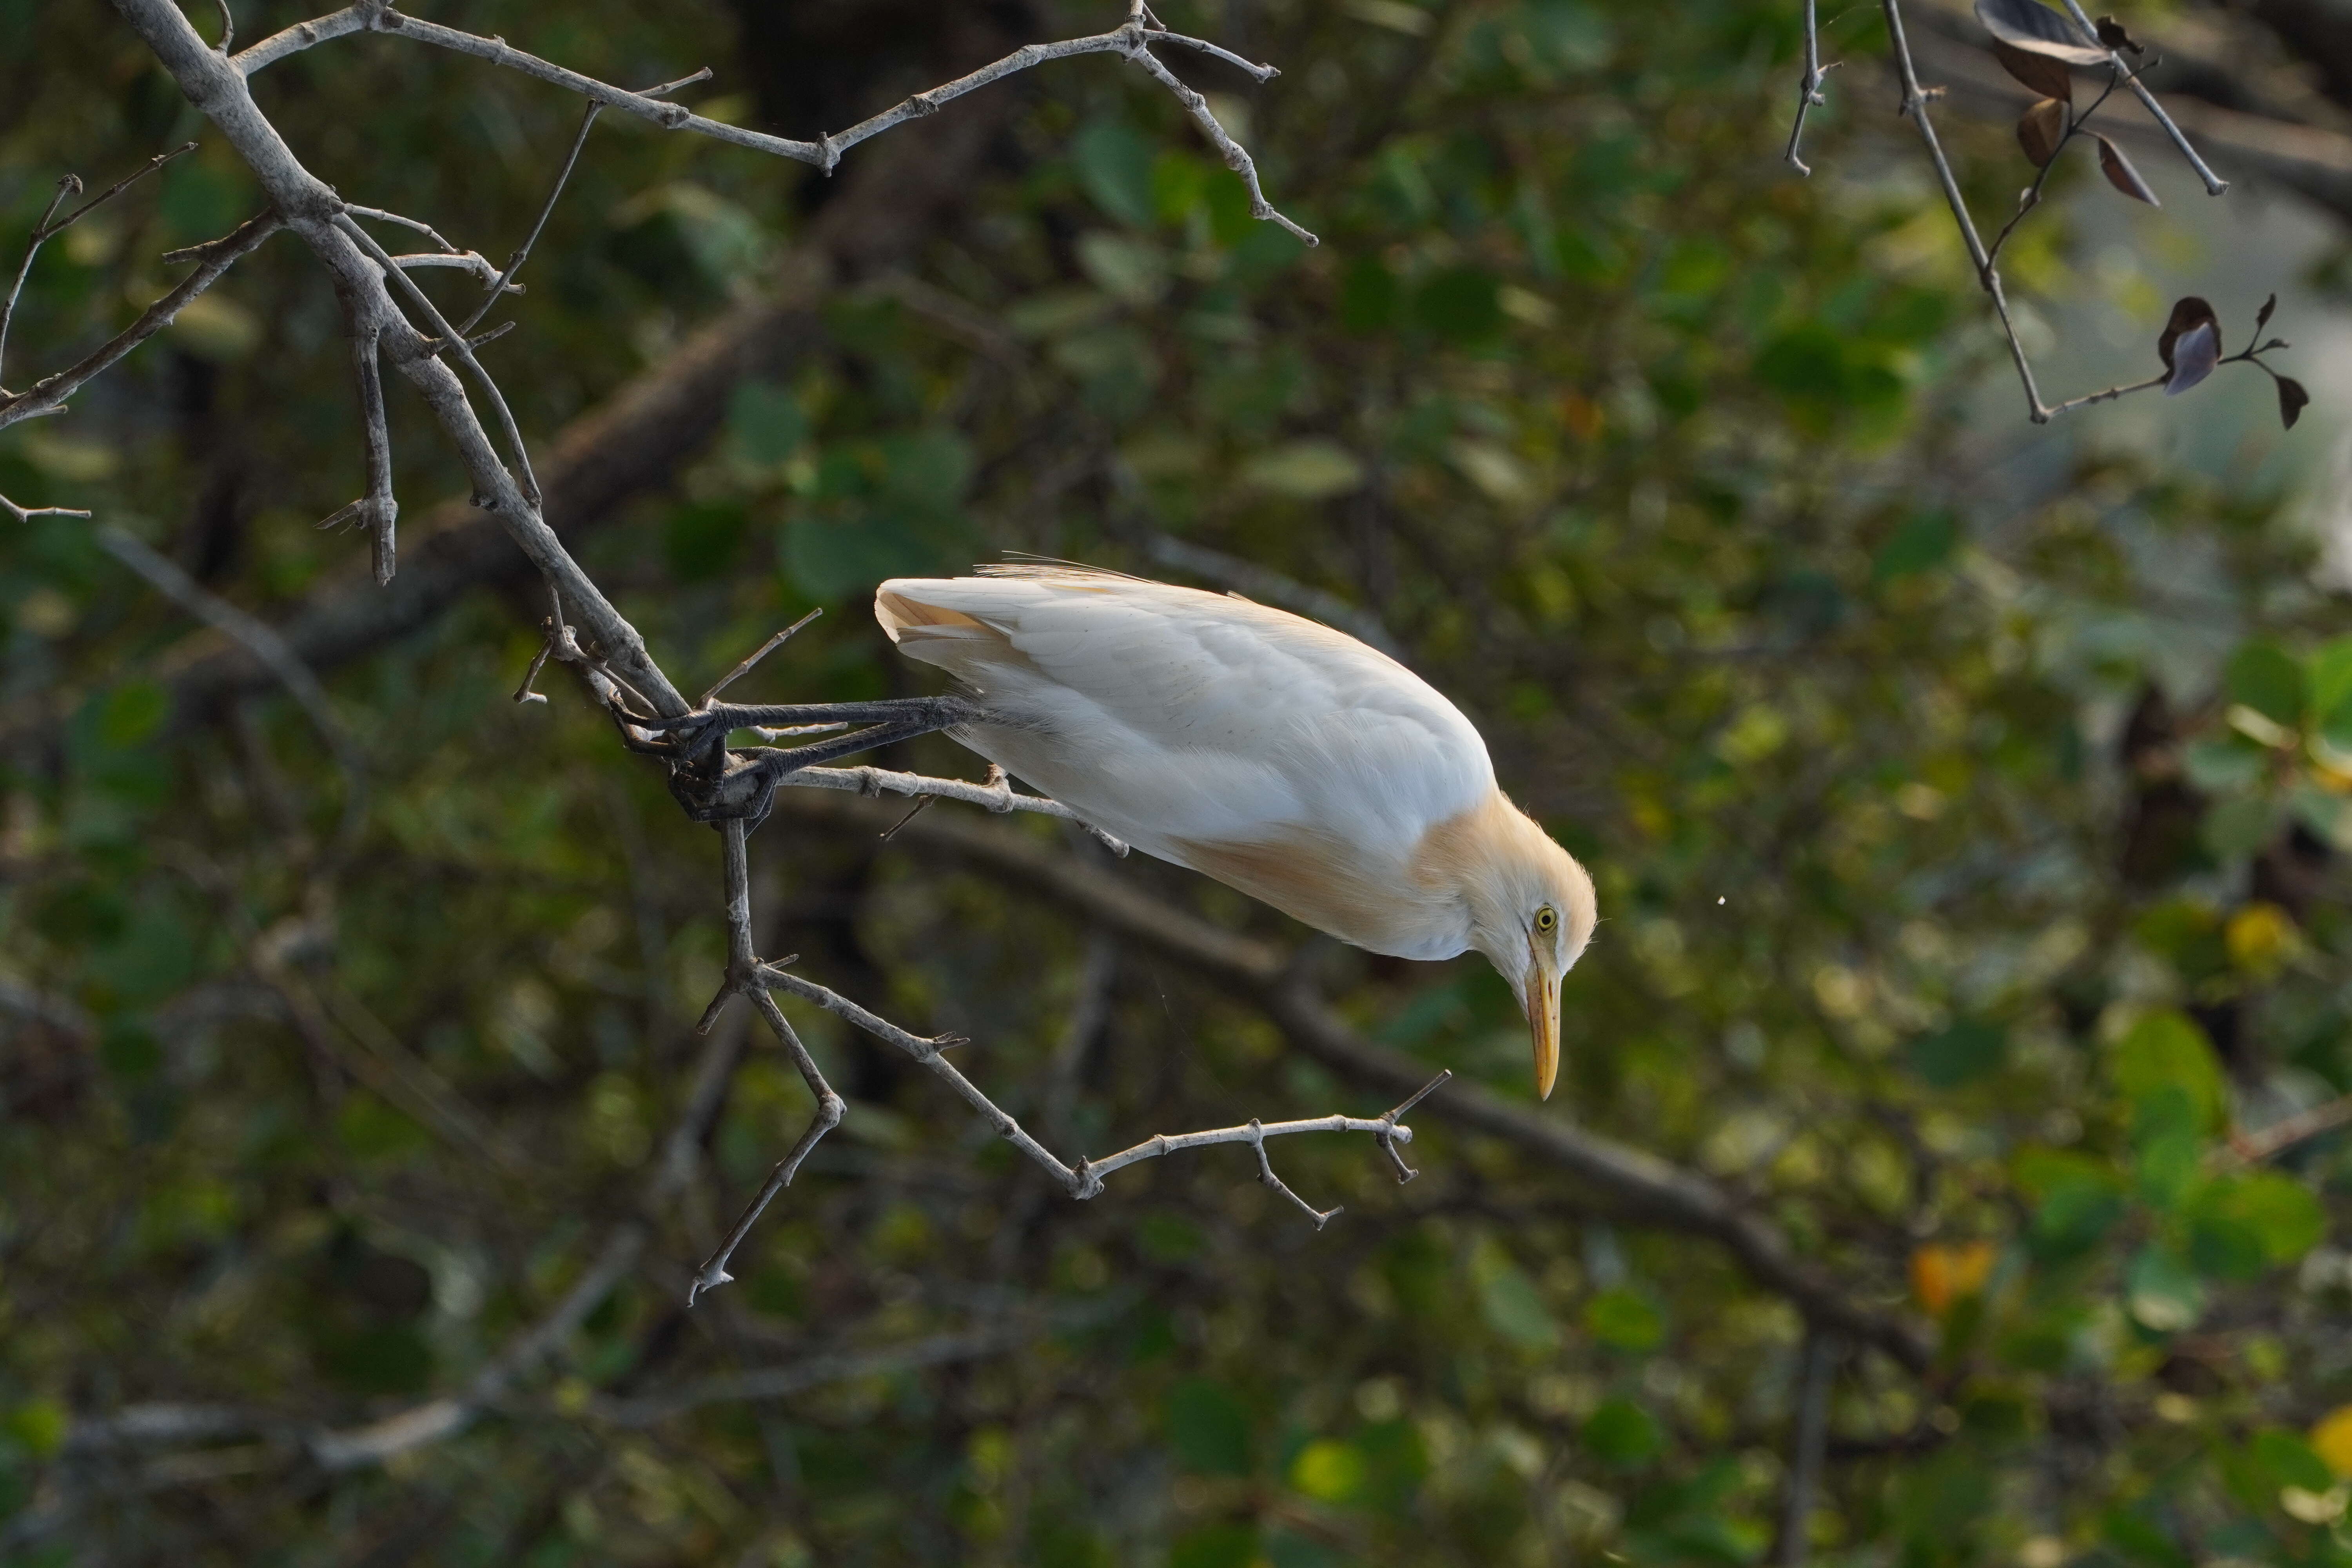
699;608;822;706
780;762;1131;855
388;249;514;288
0;209;285;431
97;525;368;853
451;69;724;338
1978;59;2152;277
688;818;844;1303
0;143;197;392
1120;43;1317;244
2048;0;2225;194
0;178;79;394
316;320;401;583
1782;0;1839;175
344;203;463;254
2220;1093;2352;1167
332;7;1313;240
1878;0;2048;419
2;494;93;522
2040;373;2166;417
731;954;1446;1229
333;211;540;507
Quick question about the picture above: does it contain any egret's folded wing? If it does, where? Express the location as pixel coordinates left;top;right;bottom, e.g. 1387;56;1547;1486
873;574;1493;853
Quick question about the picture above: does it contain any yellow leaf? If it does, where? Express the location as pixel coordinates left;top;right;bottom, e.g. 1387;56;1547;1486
1909;1241;1995;1317
1289;1438;1367;1503
2312;1405;2352;1478
2226;902;2298;977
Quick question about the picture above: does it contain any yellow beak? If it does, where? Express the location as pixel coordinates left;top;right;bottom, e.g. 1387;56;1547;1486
1527;960;1559;1101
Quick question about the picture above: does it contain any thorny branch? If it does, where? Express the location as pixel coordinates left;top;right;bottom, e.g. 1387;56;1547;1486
684;806;1451;1302
74;0;1366;1303
227;2;1312;238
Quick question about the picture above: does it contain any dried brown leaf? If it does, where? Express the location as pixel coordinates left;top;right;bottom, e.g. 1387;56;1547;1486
2097;136;2160;205
2017;98;2068;165
2279;376;2310;429
1975;0;2113;64
2094;15;2144;53
1991;38;2074;101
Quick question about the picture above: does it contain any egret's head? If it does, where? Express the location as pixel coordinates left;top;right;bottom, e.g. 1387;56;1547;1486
1456;799;1597;1100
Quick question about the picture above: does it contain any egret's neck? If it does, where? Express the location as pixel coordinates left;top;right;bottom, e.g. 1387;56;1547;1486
1412;789;1592;975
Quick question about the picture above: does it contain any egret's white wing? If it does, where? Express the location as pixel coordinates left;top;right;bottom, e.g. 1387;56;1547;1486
875;570;1493;893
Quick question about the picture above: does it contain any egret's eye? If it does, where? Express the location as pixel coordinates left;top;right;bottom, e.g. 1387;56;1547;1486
1534;905;1557;935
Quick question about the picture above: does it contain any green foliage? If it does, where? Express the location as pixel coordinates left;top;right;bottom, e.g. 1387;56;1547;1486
1166;1379;1252;1476
0;0;2345;1561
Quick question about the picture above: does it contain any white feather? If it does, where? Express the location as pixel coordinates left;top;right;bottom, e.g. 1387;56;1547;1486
878;567;1490;868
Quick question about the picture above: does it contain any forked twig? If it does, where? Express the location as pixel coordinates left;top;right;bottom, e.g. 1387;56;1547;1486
0;209;285;432
452;68;712;338
235;4;1312;241
1782;0;1840;174
699;608;822;706
0;142;198;394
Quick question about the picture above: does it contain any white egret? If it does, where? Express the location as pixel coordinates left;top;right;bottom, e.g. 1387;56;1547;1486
874;565;1595;1098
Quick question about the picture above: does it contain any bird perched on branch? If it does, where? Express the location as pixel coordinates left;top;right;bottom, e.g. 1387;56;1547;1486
875;565;1595;1099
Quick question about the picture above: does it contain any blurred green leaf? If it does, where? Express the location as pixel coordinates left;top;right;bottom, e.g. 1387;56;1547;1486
95;681;167;751
1169;1524;1258;1568
2252;1428;2336;1494
1414;267;1503;343
1583;1286;1665;1352
1478;1258;1560;1351
3;1399;67;1459
726;380;808;468
1240;441;1367;500
663;500;748;583
2188;1171;2325;1278
1873;511;1959;583
2108;1011;2227;1135
1582;1397;1663;1468
2125;1245;2205;1334
2305;636;2352;720
2227;641;2305;726
1073;121;1155;227
1166;1379;1252;1476
1289;1438;1367;1503
1906;1018;2006;1088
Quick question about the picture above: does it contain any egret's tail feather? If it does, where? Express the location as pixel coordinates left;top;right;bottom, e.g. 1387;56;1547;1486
874;584;1040;690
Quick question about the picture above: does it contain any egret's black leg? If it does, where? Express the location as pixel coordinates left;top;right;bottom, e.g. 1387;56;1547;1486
664;711;976;831
743;717;956;780
633;695;980;735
